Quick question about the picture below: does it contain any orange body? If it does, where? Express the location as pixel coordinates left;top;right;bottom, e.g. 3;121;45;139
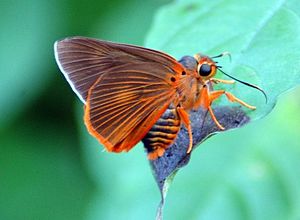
54;37;257;160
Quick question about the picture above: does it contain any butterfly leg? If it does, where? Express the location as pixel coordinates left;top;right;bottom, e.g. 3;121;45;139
223;92;256;109
193;86;224;130
209;78;256;109
200;86;256;130
211;78;235;84
177;106;193;154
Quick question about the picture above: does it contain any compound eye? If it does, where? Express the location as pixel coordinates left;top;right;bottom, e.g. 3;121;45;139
199;64;212;76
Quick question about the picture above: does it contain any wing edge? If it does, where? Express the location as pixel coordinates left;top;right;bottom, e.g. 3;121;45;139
54;40;86;104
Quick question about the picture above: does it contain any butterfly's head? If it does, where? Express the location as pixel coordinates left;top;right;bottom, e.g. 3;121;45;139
194;53;217;80
194;52;268;103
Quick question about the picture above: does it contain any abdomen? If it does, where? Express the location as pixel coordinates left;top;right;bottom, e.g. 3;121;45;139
142;104;181;159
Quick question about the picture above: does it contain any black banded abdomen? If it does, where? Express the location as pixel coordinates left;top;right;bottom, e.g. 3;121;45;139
142;104;181;159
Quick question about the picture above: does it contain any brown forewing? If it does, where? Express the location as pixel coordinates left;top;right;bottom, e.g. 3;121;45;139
55;37;186;152
55;37;183;102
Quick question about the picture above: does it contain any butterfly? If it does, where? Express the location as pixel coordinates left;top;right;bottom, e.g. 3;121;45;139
54;37;266;160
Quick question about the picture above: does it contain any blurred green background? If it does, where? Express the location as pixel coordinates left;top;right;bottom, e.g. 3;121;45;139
1;1;300;220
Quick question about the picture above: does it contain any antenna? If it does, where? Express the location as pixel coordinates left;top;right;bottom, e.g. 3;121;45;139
217;67;268;103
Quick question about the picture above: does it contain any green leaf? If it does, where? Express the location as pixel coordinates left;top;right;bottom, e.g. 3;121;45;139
146;0;300;117
145;0;300;218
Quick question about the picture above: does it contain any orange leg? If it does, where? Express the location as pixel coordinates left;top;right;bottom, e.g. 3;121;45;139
208;106;225;130
224;92;256;110
209;90;256;110
199;87;256;130
177;106;193;154
205;89;226;130
211;78;235;85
